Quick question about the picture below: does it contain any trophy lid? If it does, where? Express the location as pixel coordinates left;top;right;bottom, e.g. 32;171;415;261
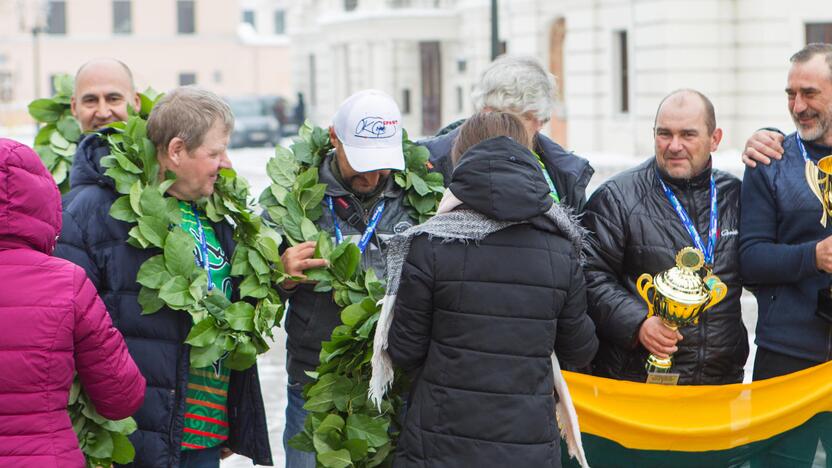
653;247;710;305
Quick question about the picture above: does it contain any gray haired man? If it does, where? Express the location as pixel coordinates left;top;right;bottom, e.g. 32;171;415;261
419;54;594;212
56;86;272;467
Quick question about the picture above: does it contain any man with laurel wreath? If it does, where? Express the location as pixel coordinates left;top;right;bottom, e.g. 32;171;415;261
56;81;271;467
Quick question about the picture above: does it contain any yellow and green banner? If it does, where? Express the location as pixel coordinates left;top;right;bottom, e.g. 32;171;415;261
563;362;832;467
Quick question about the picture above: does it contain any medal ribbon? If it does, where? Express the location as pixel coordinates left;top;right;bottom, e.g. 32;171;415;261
656;169;719;266
326;196;386;254
190;203;213;291
797;134;811;162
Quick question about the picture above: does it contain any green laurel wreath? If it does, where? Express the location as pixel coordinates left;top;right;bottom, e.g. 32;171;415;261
101;97;288;373
258;123;443;467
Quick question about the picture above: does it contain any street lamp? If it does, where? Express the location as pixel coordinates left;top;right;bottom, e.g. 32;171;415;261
490;0;499;60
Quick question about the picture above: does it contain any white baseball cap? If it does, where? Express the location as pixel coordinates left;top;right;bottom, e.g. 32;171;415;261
333;89;405;173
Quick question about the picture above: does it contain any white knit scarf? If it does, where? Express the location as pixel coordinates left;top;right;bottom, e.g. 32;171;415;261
369;188;590;468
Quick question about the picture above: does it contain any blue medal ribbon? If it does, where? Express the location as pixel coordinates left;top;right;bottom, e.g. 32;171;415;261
190;203;213;291
797;134;811;162
656;169;719;266
326;196;386;254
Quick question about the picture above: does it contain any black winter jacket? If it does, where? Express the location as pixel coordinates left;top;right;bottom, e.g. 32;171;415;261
583;158;748;385
419;127;595;212
387;137;599;468
283;154;415;385
56;132;272;467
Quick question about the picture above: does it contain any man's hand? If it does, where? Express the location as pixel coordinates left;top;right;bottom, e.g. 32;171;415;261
742;130;785;168
280;240;329;290
638;316;683;358
816;236;832;273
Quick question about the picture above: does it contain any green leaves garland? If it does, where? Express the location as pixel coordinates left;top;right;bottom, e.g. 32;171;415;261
68;377;137;468
259;122;442;467
28;74;80;193
103;99;289;373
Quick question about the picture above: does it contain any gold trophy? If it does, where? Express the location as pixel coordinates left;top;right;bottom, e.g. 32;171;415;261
805;156;832;227
805;156;832;321
636;247;727;385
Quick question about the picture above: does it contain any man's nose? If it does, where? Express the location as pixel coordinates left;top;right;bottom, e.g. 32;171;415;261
668;135;683;152
95;98;112;117
793;94;808;114
219;151;232;169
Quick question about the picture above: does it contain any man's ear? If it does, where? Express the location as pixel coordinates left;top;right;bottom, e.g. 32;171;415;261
711;128;724;153
329;126;339;147
131;92;141;114
70;95;78;119
166;137;187;167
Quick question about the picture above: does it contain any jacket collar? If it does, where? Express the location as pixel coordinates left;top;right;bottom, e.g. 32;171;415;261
319;151;401;201
654;156;713;192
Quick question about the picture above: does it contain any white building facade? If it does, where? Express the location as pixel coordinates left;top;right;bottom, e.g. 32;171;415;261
289;0;832;154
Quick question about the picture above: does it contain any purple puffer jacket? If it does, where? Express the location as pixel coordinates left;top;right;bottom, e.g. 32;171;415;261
0;138;145;467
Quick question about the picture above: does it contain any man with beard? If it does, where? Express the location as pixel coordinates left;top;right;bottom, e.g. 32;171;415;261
741;43;832;380
279;89;414;468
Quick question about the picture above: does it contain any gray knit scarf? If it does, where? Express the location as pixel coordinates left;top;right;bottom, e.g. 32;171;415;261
369;189;590;467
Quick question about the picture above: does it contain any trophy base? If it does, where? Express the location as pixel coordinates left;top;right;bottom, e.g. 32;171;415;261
646;355;679;385
646;372;680;385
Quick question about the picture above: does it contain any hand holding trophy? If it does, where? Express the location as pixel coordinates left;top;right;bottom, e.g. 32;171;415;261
804;155;832;320
636;247;728;385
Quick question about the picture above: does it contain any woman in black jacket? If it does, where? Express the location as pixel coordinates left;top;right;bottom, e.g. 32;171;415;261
375;112;598;468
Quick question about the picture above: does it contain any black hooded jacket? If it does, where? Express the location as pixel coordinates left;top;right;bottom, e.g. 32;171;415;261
387;137;598;468
55;132;272;467
583;157;748;385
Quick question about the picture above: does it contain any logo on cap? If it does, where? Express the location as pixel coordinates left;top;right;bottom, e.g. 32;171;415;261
355;117;399;139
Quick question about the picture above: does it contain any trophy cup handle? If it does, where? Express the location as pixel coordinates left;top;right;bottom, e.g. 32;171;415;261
702;278;728;313
806;159;829;227
637;273;656;317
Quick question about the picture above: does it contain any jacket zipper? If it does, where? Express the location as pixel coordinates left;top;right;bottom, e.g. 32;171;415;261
684;181;706;384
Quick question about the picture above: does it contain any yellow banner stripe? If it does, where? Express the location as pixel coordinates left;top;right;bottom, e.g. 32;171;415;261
564;360;832;452
188;383;228;397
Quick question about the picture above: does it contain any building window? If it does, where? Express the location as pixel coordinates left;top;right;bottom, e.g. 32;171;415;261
179;72;196;86
113;0;132;34
177;0;195;34
613;30;629;114
45;1;66;35
401;88;412;115
344;0;358;11
456;86;464;113
213;70;222;83
806;23;832;44
242;9;255;29
456;58;466;74
274;9;286;34
0;71;13;103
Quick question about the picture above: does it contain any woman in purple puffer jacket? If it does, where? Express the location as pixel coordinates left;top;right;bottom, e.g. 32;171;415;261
0;138;145;467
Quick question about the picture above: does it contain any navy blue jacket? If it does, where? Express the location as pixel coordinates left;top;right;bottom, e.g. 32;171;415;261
56;132;272;467
740;132;832;363
419;127;595;212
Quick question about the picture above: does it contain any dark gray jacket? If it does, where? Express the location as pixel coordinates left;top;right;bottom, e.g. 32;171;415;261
389;137;598;468
283;153;414;385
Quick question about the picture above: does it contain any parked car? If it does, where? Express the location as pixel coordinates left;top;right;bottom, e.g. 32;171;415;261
226;96;281;148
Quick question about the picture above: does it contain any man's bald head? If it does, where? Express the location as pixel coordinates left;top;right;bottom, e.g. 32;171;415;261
71;58;140;132
654;89;716;134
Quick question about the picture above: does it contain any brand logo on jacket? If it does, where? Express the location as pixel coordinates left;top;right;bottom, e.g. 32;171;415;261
720;229;738;237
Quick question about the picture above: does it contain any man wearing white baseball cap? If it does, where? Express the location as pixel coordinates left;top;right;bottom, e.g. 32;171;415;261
279;89;414;468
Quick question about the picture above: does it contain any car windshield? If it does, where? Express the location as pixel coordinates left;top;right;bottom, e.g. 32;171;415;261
229;99;264;117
